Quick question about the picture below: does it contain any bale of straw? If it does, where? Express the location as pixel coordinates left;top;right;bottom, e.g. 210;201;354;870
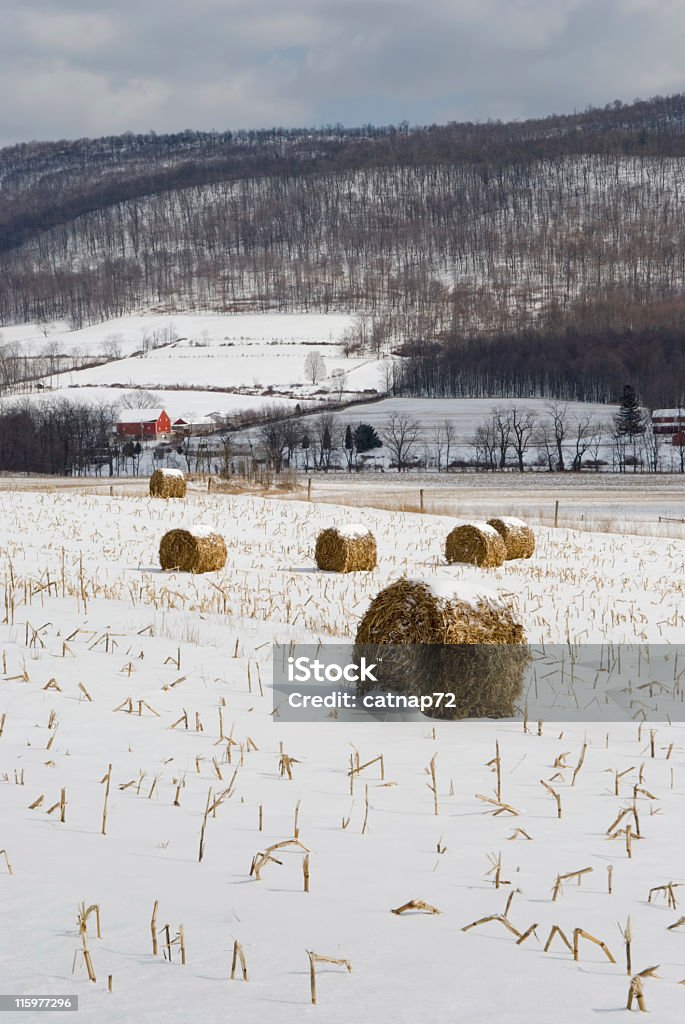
150;469;187;499
354;577;528;720
315;525;377;573
159;528;226;573
487;517;535;560
445;522;506;568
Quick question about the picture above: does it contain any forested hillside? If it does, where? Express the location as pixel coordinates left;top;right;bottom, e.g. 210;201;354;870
3;95;685;404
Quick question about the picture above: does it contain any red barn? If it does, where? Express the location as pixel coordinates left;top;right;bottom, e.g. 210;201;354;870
115;408;171;440
652;409;685;435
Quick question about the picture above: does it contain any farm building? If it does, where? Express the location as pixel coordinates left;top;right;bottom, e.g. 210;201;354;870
652;409;685;436
115;408;171;440
172;415;215;436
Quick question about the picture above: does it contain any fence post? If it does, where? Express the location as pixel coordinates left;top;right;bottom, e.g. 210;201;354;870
554;499;559;528
307;478;312;501
419;488;424;513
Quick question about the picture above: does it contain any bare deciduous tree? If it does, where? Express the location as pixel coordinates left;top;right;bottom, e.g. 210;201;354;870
118;389;160;409
509;407;537;472
304;351;326;386
381;413;421;472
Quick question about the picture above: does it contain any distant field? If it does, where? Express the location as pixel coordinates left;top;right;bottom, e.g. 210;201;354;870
3;311;388;410
1;312;356;357
6;385;308;418
328;396;616;433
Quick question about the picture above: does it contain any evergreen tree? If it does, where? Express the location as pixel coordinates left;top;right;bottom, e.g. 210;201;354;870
614;385;646;438
614;384;646;473
353;423;382;453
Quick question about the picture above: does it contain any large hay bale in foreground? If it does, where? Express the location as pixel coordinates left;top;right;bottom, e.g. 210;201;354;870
159;527;226;573
315;525;377;573
150;468;187;499
487;516;535;560
445;522;506;568
354;577;528;720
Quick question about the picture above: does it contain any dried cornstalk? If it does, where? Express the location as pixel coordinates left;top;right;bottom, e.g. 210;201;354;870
76;903;97;983
627;975;646;1012
307;952;352;1005
0;849;13;875
573;928;616;963
250;839;310;881
279;753;300;779
100;764;112;835
348;754;384;780
462;914;521;939
540;780;562;818
552;866;593;902
571;741;587;786
198;788;212;863
516;923;539;945
231;940;248;981
543;925;574;953
392;899;442;916
476;794;519;816
151;900;159;955
648;883;679;909
508;828;533;840
427;754;438;816
619;917;632;975
487;852;510;890
627;967;659;1012
361;785;370;834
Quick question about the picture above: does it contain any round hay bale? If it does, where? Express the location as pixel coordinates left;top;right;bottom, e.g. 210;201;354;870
487;516;535;560
150;468;187;499
159;527;226;573
445;522;506;568
354;577;528;720
315;525;377;573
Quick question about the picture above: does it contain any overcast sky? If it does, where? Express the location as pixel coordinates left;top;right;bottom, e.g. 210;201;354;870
2;0;684;146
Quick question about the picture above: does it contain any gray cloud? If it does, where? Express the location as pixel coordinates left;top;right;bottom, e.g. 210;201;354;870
1;0;684;145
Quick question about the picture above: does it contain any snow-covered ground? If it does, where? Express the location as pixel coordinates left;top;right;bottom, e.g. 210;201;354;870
335;396;615;434
4;385;308;419
2;483;685;1022
2;311;385;397
0;312;357;358
48;342;379;394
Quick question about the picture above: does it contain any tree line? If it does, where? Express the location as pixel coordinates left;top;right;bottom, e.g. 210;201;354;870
2;96;685;397
392;322;685;408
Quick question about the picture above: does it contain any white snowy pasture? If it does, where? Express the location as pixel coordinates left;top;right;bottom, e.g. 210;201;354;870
1;487;685;1022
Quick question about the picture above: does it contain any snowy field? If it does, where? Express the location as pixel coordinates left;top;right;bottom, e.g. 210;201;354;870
293;472;685;538
0;312;356;358
2;483;685;1022
334;396;616;434
3;311;386;399
5;385;308;419
48;343;380;395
